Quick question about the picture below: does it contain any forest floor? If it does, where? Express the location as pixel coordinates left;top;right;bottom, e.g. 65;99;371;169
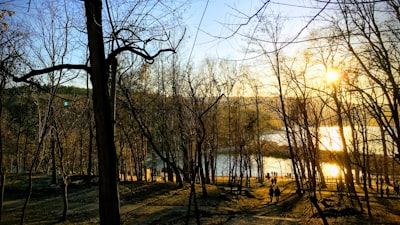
3;174;400;225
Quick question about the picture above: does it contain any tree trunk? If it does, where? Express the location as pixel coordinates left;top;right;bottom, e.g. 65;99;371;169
54;119;69;222
310;195;329;225
379;123;390;184
204;152;211;184
87;120;93;176
84;1;120;224
20;171;32;225
276;52;302;195
0;87;4;222
86;76;93;178
186;160;200;225
362;164;372;220
61;177;68;221
51;131;57;185
20;102;52;224
16;128;21;173
255;95;264;183
0;172;5;222
197;141;207;197
367;152;372;188
333;88;363;211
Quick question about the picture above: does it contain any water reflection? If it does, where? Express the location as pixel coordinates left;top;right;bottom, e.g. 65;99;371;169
319;127;342;151
263;126;387;154
215;155;340;177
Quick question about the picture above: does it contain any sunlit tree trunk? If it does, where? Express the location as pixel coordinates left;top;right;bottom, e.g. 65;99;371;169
332;87;363;211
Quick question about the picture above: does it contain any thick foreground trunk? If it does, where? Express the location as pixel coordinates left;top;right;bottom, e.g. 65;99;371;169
84;1;120;224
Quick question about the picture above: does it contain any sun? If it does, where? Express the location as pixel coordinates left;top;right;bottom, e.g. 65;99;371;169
324;164;340;177
325;70;340;83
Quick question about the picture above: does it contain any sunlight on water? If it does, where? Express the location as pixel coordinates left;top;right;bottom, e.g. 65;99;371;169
215;155;341;178
264;126;386;154
319;126;343;151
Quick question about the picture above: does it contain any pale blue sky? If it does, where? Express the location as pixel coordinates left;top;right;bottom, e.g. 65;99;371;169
3;0;332;89
184;0;329;64
5;0;329;64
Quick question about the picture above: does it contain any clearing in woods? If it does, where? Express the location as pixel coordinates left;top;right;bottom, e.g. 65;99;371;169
3;174;400;224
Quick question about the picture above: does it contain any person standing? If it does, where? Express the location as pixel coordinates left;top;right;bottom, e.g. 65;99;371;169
275;186;281;202
269;186;274;203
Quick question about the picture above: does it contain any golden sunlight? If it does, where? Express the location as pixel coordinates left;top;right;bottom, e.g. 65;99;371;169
323;163;340;177
325;69;340;83
319;127;343;151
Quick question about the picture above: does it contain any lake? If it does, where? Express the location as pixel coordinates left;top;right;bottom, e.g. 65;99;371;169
215;155;340;177
262;126;389;153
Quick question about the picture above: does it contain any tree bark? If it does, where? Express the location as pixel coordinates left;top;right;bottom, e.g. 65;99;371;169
84;1;120;224
0;172;5;222
310;195;329;225
0;84;4;222
379;123;390;184
61;177;68;221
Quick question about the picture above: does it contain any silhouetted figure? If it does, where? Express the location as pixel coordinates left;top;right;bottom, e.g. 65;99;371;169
269;186;274;203
275;187;281;202
386;186;390;197
395;180;399;195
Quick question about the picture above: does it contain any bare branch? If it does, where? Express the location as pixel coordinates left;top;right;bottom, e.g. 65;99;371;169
106;27;185;64
12;64;90;82
222;0;271;39
200;93;225;118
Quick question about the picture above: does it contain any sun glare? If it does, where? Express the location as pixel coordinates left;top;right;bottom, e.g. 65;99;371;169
326;70;339;83
324;164;340;177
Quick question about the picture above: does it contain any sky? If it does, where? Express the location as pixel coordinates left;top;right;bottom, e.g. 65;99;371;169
184;0;260;62
2;0;333;89
183;0;329;64
182;0;333;96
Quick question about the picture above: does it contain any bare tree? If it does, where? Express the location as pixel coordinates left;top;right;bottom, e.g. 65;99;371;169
255;13;303;196
218;60;238;185
334;0;400;165
0;7;22;222
118;61;185;186
12;1;184;224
